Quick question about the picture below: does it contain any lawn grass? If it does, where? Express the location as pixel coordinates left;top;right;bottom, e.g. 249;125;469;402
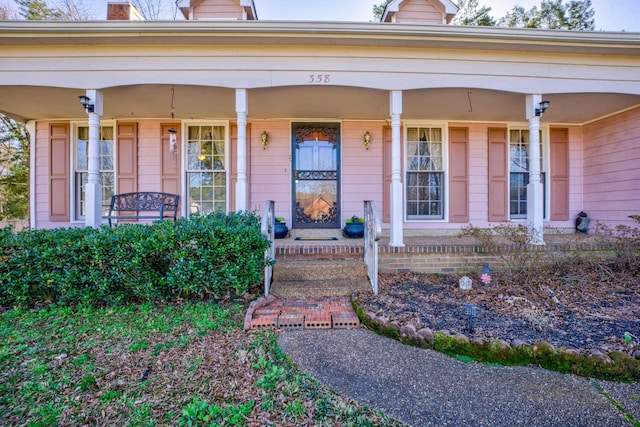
0;301;403;426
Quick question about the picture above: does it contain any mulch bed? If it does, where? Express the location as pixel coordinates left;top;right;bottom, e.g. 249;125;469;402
356;261;640;353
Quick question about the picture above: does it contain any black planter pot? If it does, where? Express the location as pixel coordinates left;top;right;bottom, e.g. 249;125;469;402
274;222;289;239
343;223;364;238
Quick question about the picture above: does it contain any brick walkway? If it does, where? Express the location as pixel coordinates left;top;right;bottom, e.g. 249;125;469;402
244;296;360;331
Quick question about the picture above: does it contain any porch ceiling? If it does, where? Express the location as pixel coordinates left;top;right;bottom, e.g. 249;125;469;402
0;84;638;124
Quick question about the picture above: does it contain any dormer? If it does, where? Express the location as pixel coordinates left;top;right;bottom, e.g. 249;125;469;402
178;0;258;21
382;0;458;25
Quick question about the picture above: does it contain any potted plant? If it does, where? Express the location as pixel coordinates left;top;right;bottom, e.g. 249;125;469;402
343;216;364;238
274;217;289;239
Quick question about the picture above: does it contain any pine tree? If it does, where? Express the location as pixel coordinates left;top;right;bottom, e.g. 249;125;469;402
14;0;63;20
499;0;595;30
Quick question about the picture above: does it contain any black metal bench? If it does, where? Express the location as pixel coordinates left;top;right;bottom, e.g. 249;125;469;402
108;192;180;227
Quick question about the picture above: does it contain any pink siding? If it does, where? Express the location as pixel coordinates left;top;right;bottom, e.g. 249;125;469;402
566;126;583;228
249;120;292;222
583;107;640;227
136;121;162;193
342;122;383;222
466;123;492;226
193;0;243;20
34;122;54;228
161;123;181;197
29;117;597;233
395;0;445;24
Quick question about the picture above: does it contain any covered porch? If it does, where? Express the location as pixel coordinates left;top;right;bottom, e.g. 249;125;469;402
3;83;638;244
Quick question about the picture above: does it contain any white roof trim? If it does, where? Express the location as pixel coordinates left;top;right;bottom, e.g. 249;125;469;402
382;0;459;22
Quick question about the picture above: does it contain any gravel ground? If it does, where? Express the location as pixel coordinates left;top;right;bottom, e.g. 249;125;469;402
278;329;639;427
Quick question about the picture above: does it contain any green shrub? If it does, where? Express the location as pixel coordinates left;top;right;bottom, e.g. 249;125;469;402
0;211;271;307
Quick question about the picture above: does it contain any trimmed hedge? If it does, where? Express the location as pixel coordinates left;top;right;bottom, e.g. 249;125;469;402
0;212;272;307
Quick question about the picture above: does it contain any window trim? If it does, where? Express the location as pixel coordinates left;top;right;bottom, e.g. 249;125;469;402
507;124;549;221
403;122;449;222
181;120;230;218
70;120;116;222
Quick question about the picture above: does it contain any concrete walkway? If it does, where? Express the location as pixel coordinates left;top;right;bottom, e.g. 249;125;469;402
278;329;640;427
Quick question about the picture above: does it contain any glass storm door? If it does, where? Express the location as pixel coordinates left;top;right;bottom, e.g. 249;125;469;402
292;124;340;228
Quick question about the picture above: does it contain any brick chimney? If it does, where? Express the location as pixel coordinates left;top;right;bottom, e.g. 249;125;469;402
107;2;144;21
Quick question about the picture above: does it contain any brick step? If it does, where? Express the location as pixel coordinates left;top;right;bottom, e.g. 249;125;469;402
245;296;360;330
271;258;371;297
270;278;371;297
273;259;367;281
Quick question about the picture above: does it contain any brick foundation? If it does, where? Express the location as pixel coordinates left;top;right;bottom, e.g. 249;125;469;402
378;241;614;274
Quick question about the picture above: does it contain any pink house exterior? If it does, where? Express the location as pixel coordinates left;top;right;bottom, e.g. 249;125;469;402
0;0;639;246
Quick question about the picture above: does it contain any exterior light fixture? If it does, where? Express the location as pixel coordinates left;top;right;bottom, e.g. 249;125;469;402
168;128;177;153
363;131;371;150
78;95;94;113
465;304;478;333
535;100;550;117
261;130;268;149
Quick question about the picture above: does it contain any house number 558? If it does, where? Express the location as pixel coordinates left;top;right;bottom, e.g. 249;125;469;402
308;74;331;84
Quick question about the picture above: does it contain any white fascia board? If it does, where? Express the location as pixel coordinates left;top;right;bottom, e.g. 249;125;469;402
0;21;638;55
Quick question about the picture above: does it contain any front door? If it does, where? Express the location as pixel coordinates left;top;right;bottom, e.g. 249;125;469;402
292;123;340;228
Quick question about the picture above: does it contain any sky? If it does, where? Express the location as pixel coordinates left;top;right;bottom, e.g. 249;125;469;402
252;0;640;32
2;0;638;32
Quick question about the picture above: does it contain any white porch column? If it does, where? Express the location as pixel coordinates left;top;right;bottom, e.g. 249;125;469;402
389;90;404;247
235;89;248;212
525;94;545;245
84;90;103;228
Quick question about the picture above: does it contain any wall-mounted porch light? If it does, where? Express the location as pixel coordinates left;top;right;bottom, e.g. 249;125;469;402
363;131;371;150
535;100;550;117
168;128;177;153
78;95;94;113
261;130;268;149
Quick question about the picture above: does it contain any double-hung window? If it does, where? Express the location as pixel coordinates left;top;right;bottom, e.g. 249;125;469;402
186;125;226;215
74;125;114;219
406;127;445;220
509;129;545;219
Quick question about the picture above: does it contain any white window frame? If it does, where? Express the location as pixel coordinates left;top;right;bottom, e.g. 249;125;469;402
403;122;449;222
507;124;549;221
70;120;116;222
182;121;229;218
